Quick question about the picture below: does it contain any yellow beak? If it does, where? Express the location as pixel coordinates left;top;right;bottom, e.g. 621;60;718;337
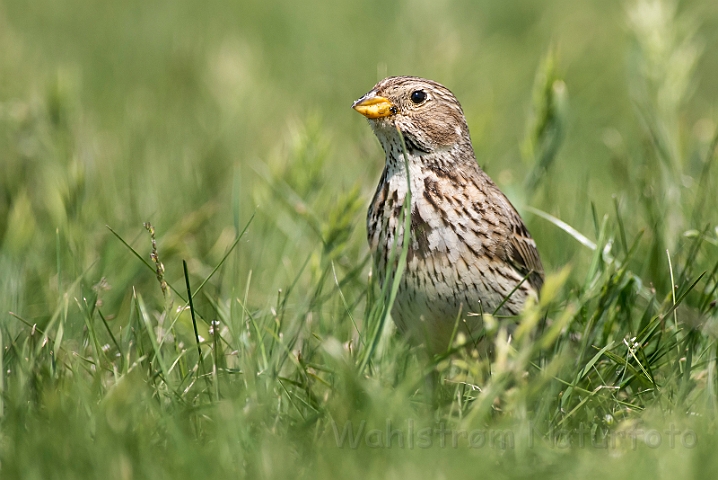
352;95;395;119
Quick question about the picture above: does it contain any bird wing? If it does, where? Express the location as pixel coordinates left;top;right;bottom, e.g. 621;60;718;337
424;163;545;294
482;177;544;293
506;218;544;293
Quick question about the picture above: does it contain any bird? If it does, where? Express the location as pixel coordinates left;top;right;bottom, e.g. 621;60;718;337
352;76;544;353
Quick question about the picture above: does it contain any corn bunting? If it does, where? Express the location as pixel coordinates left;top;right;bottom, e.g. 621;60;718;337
353;76;544;352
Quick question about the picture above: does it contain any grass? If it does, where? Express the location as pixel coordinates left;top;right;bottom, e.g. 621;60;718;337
1;0;718;478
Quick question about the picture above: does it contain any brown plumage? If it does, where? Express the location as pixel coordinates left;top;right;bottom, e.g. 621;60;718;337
353;76;544;352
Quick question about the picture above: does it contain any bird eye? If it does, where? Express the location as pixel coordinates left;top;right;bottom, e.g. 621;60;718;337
410;90;427;104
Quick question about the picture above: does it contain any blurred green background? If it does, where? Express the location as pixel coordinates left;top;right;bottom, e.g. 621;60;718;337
2;0;717;303
2;0;718;478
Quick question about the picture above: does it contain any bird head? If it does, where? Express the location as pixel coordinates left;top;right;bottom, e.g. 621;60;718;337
352;76;471;155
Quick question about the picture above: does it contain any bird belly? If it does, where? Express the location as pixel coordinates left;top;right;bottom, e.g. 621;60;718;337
391;248;521;352
366;167;533;352
371;231;528;352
